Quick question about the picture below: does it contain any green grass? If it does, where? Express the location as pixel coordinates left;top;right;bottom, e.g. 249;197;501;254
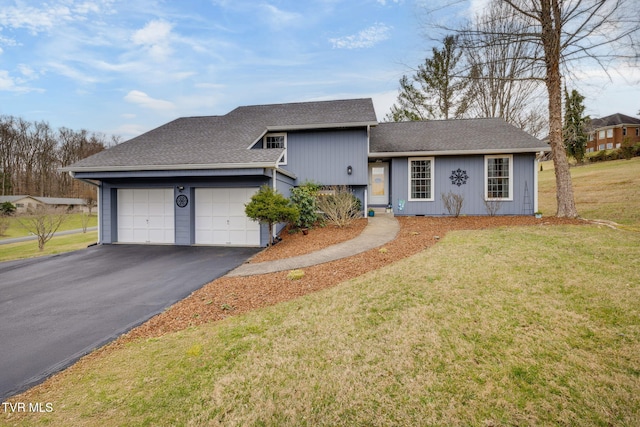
538;157;640;227
0;231;97;262
0;213;97;239
5;225;639;426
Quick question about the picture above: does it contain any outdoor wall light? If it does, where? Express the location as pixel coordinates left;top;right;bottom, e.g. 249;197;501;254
177;186;185;192
347;165;353;175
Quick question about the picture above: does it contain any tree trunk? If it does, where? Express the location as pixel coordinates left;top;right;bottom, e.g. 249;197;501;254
541;0;578;218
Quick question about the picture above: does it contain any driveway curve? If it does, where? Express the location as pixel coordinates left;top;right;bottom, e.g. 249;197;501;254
0;244;259;400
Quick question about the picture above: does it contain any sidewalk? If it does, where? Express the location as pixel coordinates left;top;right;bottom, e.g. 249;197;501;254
227;213;400;277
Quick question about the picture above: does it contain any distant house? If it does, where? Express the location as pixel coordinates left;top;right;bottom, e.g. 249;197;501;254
61;98;549;247
0;195;89;214
586;113;640;153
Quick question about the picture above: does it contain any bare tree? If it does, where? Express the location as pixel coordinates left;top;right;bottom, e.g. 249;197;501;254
425;0;640;217
18;206;67;251
462;1;548;137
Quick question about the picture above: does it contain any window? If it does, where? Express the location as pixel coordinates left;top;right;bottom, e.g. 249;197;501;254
263;133;287;165
636;128;639;137
623;127;627;136
606;128;613;138
598;130;605;139
485;155;513;201
408;157;434;201
607;142;613;149
598;144;605;151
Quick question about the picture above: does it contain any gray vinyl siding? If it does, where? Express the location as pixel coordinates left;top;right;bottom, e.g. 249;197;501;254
391;154;537;216
283;129;368;186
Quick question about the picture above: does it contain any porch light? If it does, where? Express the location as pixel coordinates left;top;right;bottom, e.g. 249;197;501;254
347;165;353;175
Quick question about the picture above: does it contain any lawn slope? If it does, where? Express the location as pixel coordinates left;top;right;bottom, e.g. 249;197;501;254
539;157;640;227
6;225;639;426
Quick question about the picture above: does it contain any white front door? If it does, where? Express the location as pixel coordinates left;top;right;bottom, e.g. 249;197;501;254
117;188;175;244
195;188;260;246
368;162;389;205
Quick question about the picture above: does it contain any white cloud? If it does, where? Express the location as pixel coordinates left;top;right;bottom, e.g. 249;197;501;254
131;20;174;61
260;4;302;28
0;69;41;93
377;0;403;5
330;23;392;49
124;90;175;111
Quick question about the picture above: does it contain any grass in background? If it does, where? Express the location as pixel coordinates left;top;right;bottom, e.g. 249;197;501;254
0;213;97;239
0;231;97;262
6;225;639;426
538;157;640;227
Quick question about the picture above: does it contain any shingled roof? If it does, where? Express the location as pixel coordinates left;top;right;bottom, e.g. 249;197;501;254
589;113;640;129
370;118;549;155
63;98;377;172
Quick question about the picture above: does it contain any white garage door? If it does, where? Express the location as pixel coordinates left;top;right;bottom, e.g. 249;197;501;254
195;188;260;246
117;188;175;244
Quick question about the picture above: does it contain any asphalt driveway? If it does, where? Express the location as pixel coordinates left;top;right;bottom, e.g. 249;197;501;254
0;244;260;400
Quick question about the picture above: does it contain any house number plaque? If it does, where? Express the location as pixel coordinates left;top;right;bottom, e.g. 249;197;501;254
176;194;189;208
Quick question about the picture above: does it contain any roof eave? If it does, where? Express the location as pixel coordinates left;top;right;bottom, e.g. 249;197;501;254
368;146;551;158
266;121;378;132
60;161;284;174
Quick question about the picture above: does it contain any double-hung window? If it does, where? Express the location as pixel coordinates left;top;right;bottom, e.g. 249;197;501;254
408;157;434;201
264;133;287;165
485;155;513;201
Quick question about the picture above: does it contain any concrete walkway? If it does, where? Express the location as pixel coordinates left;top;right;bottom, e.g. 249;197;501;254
227;213;400;277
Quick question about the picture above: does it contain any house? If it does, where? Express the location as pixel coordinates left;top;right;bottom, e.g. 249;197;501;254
0;195;89;214
586;113;640;153
61;98;548;247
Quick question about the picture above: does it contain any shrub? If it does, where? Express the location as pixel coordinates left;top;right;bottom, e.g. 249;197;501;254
290;181;321;230
316;185;361;228
1;201;15;216
441;191;464;217
287;269;305;280
483;195;503;217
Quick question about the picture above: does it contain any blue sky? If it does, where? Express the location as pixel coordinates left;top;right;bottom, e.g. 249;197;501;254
1;0;638;140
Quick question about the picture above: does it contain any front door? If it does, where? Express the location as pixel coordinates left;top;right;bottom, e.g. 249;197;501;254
368;162;389;205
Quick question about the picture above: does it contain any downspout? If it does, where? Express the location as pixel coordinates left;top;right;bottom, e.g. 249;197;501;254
69;171;101;244
534;152;541;214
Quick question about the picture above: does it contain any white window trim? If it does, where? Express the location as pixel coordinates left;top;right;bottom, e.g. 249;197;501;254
484;154;513;201
264;132;287;165
408;157;434;202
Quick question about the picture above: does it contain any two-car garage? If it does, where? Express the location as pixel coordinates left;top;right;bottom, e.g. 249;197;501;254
116;187;260;246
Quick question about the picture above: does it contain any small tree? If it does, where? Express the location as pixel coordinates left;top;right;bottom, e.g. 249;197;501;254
245;186;299;246
17;205;67;251
563;87;589;164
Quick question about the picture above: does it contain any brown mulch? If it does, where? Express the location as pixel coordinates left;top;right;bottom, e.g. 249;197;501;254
249;219;368;263
123;215;585;342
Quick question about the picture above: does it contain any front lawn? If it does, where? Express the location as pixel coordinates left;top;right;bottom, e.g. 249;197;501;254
0;232;97;262
0;213;97;239
6;225;639;426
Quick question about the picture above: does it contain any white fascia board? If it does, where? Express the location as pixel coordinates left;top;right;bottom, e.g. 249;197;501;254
368;146;551;158
266;121;378;132
59;161;281;173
